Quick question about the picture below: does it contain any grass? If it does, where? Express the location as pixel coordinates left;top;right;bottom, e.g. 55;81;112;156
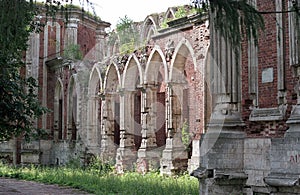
0;163;198;195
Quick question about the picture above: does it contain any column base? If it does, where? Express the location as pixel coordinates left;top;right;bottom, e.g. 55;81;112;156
86;145;101;155
115;147;137;173
199;174;247;195
160;138;188;175
188;139;200;174
193;108;247;195
136;148;162;173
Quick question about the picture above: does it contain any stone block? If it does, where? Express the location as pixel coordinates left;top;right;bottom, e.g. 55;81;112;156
21;153;40;164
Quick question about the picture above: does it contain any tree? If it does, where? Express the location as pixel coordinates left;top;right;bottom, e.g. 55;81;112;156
0;0;49;141
116;15;141;54
0;0;95;141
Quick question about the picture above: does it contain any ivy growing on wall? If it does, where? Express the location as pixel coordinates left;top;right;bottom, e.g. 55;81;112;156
160;5;199;29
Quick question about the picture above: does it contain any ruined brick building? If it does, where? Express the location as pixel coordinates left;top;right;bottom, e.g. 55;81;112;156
0;0;300;194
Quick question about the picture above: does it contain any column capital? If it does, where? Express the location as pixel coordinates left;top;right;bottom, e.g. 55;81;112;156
66;18;79;28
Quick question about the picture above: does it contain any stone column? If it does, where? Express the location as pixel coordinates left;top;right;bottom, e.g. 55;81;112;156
100;96;108;155
193;21;247;194
137;85;160;172
64;18;79;47
160;83;188;175
86;95;101;154
95;24;109;61
116;91;137;172
100;94;116;160
286;0;300;134
284;0;300;136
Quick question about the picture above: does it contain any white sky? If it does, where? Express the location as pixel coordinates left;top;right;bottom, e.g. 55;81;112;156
76;0;190;29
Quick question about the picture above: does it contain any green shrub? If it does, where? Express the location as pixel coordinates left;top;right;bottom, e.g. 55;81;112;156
87;156;114;175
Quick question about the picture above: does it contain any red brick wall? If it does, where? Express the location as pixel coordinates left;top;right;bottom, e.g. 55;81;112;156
257;1;278;108
36;16;99;138
78;23;96;58
134;93;142;150
241;0;296;137
156;92;166;147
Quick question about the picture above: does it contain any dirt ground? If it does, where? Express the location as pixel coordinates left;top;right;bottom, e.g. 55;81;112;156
0;178;93;195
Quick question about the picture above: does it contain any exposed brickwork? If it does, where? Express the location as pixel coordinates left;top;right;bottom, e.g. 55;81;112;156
78;24;96;58
241;0;297;138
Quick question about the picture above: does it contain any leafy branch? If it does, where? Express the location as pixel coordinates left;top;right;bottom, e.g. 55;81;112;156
192;0;300;48
0;0;50;141
210;0;264;47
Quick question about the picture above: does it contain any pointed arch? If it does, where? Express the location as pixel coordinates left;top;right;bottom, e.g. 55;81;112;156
169;39;197;82
104;62;121;93
67;74;79;140
165;7;176;20
54;79;64;140
167;39;199;161
102;62;122;156
145;45;168;85
121;54;144;151
88;64;103;96
86;63;104;153
141;16;159;42
143;46;168;148
122;54;144;90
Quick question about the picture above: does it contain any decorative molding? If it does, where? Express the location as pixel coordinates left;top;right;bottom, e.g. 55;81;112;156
249;105;287;121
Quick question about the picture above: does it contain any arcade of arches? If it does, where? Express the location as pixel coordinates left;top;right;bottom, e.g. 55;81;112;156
2;2;300;194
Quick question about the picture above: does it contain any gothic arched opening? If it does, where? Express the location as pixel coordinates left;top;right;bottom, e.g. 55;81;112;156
54;80;64;140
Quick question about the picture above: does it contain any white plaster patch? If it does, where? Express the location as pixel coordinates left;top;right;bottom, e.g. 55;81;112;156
262;67;273;83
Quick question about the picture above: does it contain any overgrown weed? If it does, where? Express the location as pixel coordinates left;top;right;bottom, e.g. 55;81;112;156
0;162;198;195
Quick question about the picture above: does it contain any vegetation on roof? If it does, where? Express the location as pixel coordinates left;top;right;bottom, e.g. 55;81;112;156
160;5;200;29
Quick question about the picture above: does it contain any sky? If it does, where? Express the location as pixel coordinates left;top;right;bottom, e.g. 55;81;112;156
73;0;190;30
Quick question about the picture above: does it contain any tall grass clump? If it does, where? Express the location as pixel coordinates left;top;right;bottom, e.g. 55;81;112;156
0;161;198;195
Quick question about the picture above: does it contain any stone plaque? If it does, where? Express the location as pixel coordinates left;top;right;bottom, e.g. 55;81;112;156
262;67;273;83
